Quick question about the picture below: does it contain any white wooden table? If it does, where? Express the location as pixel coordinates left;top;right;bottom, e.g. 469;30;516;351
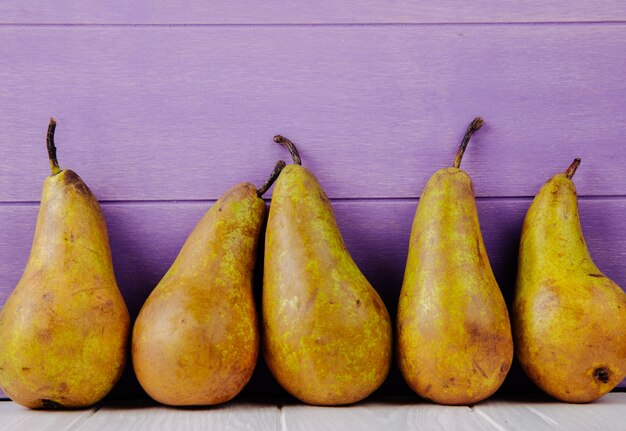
2;393;625;431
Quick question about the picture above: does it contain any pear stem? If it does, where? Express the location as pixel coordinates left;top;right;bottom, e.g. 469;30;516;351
565;158;581;179
274;135;302;165
453;117;484;169
46;118;61;175
257;160;287;197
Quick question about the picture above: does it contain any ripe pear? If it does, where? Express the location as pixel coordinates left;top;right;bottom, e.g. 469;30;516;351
132;160;286;406
0;119;130;409
397;118;513;405
513;159;626;403
263;136;392;406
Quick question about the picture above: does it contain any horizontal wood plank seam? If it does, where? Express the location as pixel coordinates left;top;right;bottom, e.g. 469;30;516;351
0;21;625;28
1;195;626;206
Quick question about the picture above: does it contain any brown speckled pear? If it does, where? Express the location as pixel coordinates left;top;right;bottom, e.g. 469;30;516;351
397;118;513;405
263;136;392;406
132;161;285;406
513;159;626;403
0;119;130;409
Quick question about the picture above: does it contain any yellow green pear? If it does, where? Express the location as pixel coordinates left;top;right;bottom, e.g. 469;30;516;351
513;159;626;403
263;136;392;406
132;160;285;406
0;119;130;409
397;118;513;405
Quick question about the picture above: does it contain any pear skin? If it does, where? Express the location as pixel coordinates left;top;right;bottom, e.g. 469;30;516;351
0;119;130;409
132;161;285;406
513;159;626;403
263;136;392;406
397;118;513;405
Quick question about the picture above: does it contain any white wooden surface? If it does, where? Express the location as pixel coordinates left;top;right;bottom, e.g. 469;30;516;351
1;393;625;431
0;402;97;431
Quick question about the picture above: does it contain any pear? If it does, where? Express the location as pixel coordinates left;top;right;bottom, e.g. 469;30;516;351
132;160;285;406
263;136;392;406
513;159;626;403
397;118;513;405
0;119;130;409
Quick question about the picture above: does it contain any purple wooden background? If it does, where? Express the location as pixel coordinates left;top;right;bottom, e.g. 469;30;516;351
1;2;626;400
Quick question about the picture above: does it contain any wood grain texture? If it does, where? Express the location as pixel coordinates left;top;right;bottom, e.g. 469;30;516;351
282;402;495;431
1;25;625;201
72;400;280;431
1;1;625;24
475;393;626;431
0;401;97;431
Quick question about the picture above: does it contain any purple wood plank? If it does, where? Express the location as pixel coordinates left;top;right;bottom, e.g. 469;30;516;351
1;197;625;398
0;1;624;24
1;25;625;201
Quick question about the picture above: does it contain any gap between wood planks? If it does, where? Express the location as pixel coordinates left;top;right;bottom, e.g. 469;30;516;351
0;21;626;28
64;406;101;431
2;194;626;207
